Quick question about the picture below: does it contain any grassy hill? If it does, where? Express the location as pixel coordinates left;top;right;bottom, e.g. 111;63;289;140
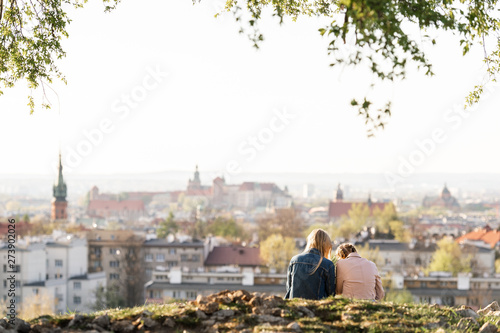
3;290;500;332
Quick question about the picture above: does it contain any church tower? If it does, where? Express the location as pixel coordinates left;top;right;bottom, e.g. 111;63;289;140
51;153;68;221
187;165;202;192
335;183;344;202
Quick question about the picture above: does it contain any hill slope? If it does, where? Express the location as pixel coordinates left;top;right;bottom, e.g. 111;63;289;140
3;289;500;332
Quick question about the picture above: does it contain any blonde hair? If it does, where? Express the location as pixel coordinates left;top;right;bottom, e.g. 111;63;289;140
304;229;332;274
336;243;357;260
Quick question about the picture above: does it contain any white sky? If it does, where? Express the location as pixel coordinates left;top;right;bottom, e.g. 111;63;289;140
1;0;499;177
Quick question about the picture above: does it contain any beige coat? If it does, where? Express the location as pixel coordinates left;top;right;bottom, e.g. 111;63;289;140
335;252;384;301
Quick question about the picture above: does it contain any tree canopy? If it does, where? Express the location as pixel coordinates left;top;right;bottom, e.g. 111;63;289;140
0;0;119;112
427;237;471;276
218;0;500;135
2;0;500;133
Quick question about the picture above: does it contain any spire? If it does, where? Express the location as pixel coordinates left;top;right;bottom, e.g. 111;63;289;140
193;165;200;182
441;183;451;199
53;153;67;202
336;183;343;201
367;193;372;207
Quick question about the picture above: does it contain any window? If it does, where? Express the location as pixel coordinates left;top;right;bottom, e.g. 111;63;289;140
55;260;63;267
2;280;6;288
74;296;81;305
169;249;176;255
109;248;119;255
181;255;189;262
73;282;81;290
192;255;200;262
110;261;120;268
385;258;391;265
156;254;165;262
2;265;5;272
110;273;120;280
146;268;152;277
145;254;153;262
93;260;102;268
33;288;39;295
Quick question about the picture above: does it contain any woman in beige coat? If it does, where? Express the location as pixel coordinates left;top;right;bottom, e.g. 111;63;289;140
335;243;384;301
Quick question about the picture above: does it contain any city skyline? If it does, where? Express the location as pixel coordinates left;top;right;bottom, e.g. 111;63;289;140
1;0;500;177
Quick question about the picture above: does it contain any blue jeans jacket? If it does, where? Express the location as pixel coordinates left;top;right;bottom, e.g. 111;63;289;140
284;248;336;300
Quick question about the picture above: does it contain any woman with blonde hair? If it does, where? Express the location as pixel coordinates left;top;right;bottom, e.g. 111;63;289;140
335;243;384;301
284;229;336;299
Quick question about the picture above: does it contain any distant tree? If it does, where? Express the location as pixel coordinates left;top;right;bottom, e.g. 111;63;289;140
389;220;411;243
373;204;397;234
157;212;178;239
427;237;471;276
19;293;54;320
260;234;297;273
21;213;30;223
356;242;383;267
304;223;336;240
384;288;414;304
188;219;208;240
257;208;304;241
208;217;246;241
92;284;126;310
348;203;371;231
121;236;146;307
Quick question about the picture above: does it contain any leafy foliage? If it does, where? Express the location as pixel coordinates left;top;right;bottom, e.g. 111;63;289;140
384;287;414;304
157;211;178;239
0;0;120;113
260;233;297;273
207;216;247;241
213;0;500;135
427;237;471;276
257;208;304;240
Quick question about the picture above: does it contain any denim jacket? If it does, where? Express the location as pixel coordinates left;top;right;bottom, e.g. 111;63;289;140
284;248;336;300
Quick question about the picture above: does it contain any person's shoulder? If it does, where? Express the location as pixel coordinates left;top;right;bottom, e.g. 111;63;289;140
319;257;335;270
289;252;305;263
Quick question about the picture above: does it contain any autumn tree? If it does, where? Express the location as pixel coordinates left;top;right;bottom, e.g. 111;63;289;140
257;208;304;241
260;234;297;273
208;217;247;242
157;212;178;239
427;237;471;276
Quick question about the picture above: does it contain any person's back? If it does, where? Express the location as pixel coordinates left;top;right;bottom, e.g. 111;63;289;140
285;248;336;299
284;229;336;300
335;243;384;301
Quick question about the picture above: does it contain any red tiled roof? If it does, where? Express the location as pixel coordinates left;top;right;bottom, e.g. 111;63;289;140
456;229;500;248
205;246;262;266
328;201;389;218
88;200;145;211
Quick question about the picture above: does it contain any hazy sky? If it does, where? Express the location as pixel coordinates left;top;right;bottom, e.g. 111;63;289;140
1;0;499;178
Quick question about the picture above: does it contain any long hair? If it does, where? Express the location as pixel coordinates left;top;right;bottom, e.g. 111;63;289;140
336;243;357;260
304;229;332;275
